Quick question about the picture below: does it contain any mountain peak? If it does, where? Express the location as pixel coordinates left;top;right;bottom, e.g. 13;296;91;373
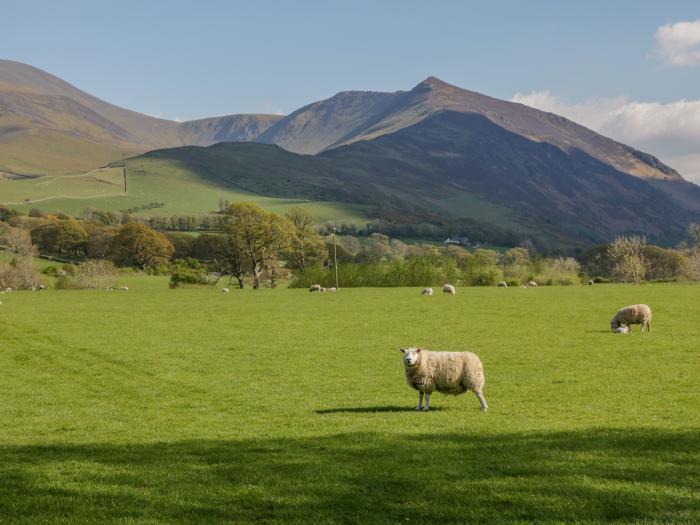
413;76;454;91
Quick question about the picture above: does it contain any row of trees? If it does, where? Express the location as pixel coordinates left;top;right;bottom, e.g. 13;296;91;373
3;204;700;289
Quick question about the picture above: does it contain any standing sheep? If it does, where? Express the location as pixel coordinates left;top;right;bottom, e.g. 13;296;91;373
610;304;652;333
588;279;594;286
421;287;434;296
443;284;456;296
528;280;538;287
400;347;488;412
221;288;230;293
309;284;322;292
328;287;337;292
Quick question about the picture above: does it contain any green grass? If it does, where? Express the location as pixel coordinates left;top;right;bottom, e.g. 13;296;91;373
0;282;698;524
0;163;371;225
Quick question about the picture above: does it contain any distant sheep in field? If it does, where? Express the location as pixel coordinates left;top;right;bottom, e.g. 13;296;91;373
520;285;527;288
528;280;538;287
401;347;488;412
498;281;508;288
221;288;230;293
443;284;456;295
5;288;11;293
309;284;322;292
328;287;337;292
610;304;652;333
421;287;434;296
120;286;129;291
38;284;45;291
588;279;594;286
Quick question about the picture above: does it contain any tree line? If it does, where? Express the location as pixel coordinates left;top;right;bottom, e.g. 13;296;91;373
1;204;700;290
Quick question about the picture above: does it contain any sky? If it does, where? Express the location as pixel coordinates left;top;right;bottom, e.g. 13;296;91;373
3;1;700;180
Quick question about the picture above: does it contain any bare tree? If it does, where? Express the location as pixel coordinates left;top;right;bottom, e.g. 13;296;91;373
608;235;646;285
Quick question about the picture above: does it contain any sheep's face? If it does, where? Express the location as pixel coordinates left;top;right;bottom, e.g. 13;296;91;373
613;324;630;334
401;347;421;366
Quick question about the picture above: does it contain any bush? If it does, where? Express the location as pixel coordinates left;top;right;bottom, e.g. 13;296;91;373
469;268;499;287
75;260;117;289
169;259;214;288
505;278;520;287
0;260;44;290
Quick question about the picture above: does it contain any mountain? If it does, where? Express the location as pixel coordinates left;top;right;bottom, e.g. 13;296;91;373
0;60;280;175
119;111;699;247
2;60;699;246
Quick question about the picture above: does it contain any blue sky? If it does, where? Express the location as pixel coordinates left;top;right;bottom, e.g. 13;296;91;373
3;1;700;179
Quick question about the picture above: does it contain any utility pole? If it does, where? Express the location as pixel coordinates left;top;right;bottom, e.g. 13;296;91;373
333;227;339;289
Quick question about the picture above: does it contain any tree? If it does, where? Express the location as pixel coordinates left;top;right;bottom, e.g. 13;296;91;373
224;203;291;288
284;207;327;270
193;232;248;288
1;226;37;261
31;220;88;256
75;259;117;289
109;222;174;270
688;223;700;248
608;235;646;285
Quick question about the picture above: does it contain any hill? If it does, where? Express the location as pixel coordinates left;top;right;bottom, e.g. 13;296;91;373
0;60;280;175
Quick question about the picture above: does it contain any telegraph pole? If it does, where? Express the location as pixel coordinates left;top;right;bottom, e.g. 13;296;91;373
333;227;339;290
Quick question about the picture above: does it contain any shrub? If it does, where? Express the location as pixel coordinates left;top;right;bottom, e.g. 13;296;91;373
169;259;214;288
75;260;117;289
0;260;44;290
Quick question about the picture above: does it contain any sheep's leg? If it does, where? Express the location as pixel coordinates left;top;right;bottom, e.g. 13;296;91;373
416;391;424;411
475;391;488;412
422;393;431;411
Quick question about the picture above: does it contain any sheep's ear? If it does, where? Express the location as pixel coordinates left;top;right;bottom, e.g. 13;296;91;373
416;347;422;353
400;348;406;354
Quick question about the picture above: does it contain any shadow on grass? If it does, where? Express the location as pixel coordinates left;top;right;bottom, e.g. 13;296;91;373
315;405;444;414
0;428;697;524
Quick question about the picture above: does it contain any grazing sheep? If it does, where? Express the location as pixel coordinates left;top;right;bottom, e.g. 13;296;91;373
443;284;456;296
498;281;508;288
309;284;322;292
588;279;594;286
320;287;327;292
120;286;129;291
328;287;337;292
613;324;630;334
610;304;652;333
421;287;434;296
221;288;230;293
401;347;488;412
528;280;538;287
520;285;527;288
38;284;45;291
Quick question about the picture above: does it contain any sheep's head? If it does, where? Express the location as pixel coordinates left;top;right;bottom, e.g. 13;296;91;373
401;347;422;366
613;324;630;334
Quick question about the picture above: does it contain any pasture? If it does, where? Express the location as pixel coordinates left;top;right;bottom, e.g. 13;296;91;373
0;282;698;524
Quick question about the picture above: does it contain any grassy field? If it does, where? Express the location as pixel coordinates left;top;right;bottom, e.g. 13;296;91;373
0;281;698;524
0;164;372;225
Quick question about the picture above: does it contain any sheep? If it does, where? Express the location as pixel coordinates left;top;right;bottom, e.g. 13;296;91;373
520;285;527;288
5;288;11;293
613;324;630;334
309;284;322;292
588;279;594;286
328;287;337;292
610;304;652;333
120;286;129;291
528;280;538;287
400;347;488;412
443;284;456;296
221;288;230;293
320;287;327;292
421;287;434;296
38;284;45;291
498;281;508;288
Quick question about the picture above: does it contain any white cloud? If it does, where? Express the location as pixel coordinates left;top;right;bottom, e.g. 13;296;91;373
511;91;700;183
654;19;700;66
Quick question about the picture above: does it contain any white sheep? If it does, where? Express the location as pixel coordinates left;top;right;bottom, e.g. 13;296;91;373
221;288;230;293
613;324;630;334
528;280;538;287
498;281;508;288
520;285;527;288
443;284;456;296
120;286;129;291
421;287;434;296
610;304;652;333
309;284;322;292
4;288;11;293
588;279;594;286
328;287;337;292
401;347;488;412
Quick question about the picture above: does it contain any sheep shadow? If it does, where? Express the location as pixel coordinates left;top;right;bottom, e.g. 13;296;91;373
315;405;444;414
1;428;695;524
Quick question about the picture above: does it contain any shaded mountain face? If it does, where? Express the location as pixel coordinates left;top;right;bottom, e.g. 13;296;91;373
124;112;699;246
0;60;280;174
